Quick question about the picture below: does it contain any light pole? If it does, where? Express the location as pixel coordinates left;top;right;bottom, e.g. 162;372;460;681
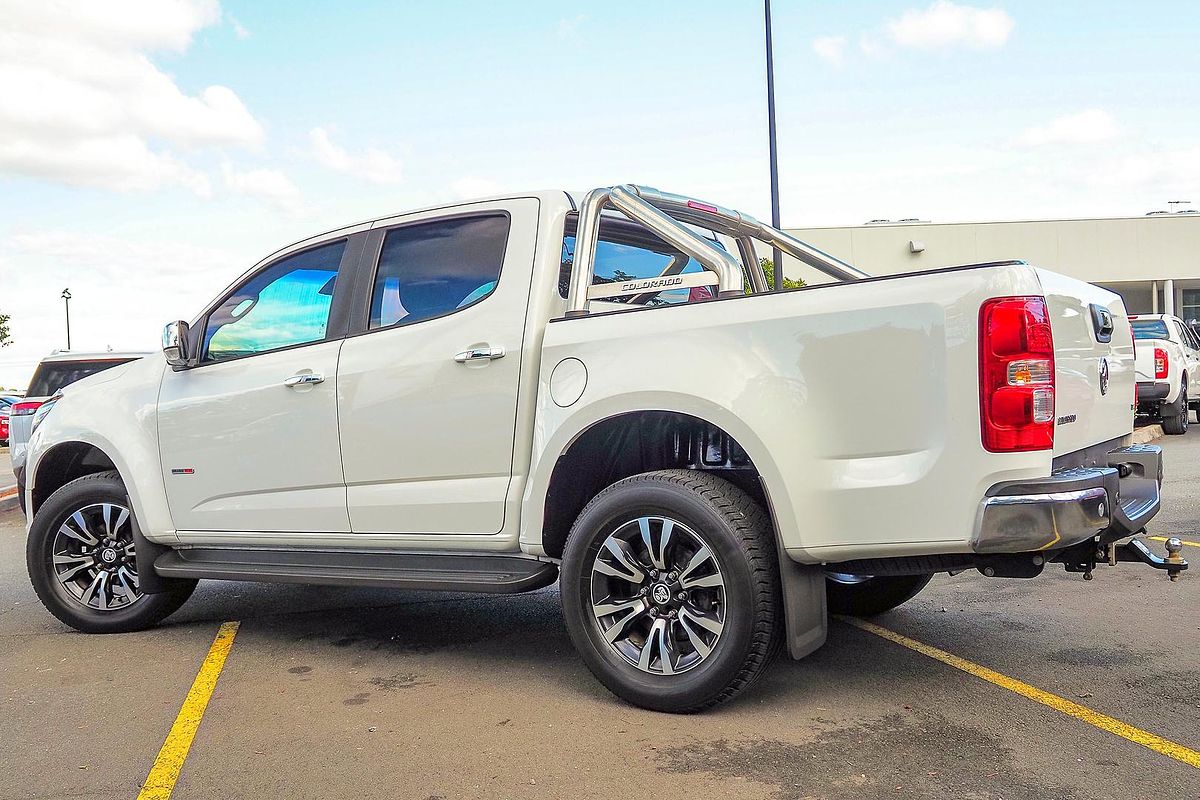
764;0;784;291
61;288;72;350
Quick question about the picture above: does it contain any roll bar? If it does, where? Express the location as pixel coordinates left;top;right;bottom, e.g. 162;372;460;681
565;184;868;316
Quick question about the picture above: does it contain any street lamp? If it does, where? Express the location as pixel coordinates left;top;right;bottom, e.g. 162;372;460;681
61;288;72;350
764;0;784;291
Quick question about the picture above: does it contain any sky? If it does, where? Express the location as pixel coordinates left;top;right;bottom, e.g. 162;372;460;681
1;0;1198;389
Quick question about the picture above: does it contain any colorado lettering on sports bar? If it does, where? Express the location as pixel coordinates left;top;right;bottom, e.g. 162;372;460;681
620;276;684;292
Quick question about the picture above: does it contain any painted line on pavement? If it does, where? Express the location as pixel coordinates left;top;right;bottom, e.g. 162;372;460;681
839;615;1200;769
137;621;240;800
1149;535;1200;549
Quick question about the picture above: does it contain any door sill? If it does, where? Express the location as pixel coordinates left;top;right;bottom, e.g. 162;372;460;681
154;548;558;594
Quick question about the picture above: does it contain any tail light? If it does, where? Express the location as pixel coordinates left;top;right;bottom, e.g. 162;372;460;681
10;400;43;417
1154;347;1168;380
979;296;1055;452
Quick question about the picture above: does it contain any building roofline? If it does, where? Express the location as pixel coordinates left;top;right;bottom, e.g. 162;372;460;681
786;213;1200;232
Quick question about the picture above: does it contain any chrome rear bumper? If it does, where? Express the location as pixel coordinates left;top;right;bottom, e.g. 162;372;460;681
973;445;1162;555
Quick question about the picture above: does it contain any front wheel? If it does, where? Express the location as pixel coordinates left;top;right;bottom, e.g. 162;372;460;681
27;471;197;633
825;573;933;617
561;470;782;713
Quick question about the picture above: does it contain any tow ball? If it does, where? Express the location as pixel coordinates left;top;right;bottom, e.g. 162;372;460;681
1109;536;1189;582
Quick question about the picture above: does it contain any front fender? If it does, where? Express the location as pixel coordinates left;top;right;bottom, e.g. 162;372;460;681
26;356;174;543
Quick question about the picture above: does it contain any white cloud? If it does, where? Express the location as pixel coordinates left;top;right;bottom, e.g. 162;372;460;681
812;36;848;66
309;127;403;185
557;14;587;40
1015;109;1121;147
228;14;251;39
1088;144;1200;190
221;163;301;210
0;228;248;388
858;34;887;58
0;0;264;195
887;1;1014;50
452;178;502;199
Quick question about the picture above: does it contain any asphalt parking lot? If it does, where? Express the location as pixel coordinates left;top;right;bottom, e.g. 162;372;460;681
1;436;1197;800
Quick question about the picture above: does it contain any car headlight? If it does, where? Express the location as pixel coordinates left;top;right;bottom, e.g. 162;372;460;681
30;393;62;434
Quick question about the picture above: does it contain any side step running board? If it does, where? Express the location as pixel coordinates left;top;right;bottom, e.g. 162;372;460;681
154;548;559;594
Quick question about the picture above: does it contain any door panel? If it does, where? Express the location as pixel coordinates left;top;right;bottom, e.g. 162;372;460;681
158;235;358;534
338;198;539;534
158;341;348;532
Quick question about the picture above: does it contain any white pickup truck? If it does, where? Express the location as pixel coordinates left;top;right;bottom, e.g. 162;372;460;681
23;185;1185;712
1131;314;1200;434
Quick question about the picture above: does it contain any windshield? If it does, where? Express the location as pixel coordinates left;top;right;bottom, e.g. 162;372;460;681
1131;320;1170;341
26;358;136;397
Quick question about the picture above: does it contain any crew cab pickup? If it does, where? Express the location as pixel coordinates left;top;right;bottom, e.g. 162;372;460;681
23;185;1185;712
1131;314;1200;434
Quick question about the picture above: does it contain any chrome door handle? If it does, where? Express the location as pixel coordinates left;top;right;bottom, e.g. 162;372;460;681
454;346;505;363
284;372;325;387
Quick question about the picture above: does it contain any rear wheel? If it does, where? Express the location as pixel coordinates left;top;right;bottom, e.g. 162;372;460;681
561;470;781;713
27;471;196;633
1162;383;1188;435
825;573;933;617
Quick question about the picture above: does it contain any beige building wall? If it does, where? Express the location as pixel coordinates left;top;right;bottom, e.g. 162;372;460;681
779;214;1200;320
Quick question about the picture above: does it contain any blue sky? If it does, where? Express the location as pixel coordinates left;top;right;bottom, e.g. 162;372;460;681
1;1;1198;387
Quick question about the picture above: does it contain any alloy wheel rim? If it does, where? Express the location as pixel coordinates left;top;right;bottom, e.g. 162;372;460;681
589;515;726;675
51;502;143;611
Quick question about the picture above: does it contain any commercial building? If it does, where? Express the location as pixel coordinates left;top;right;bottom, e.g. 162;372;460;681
784;212;1200;321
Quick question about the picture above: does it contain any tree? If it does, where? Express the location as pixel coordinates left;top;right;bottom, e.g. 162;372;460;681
757;258;805;291
0;310;11;347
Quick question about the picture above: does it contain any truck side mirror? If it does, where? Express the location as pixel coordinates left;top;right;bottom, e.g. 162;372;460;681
162;320;192;368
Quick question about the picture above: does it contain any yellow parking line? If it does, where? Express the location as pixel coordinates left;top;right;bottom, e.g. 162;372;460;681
137;621;240;800
839;616;1200;769
1149;535;1200;549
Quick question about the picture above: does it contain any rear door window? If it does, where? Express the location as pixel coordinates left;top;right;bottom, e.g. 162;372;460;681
1131;320;1170;341
369;214;509;329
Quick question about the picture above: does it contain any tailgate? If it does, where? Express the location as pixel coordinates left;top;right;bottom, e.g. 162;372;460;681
1133;342;1159;382
1035;269;1135;456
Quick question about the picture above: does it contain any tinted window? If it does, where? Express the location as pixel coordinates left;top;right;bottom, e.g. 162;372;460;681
27;359;136;396
1131;320;1170;341
204;240;345;362
370;215;509;329
559;218;727;306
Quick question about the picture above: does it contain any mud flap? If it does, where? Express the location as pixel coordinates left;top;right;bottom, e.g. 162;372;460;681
129;501;172;595
776;538;828;660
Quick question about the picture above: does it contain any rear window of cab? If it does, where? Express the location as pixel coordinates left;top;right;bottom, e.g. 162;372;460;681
1131;320;1170;341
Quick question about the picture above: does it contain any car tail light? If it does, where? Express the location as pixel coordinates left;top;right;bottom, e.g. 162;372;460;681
979;296;1055;452
11;400;42;417
1154;347;1168;379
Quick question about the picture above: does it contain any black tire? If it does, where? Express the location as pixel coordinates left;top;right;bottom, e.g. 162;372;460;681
825;574;934;617
27;471;196;634
1162;383;1188;435
560;469;781;713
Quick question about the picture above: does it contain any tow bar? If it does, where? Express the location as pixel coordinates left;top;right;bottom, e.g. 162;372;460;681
1110;536;1189;582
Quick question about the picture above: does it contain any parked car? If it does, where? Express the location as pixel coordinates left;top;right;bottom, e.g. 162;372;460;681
23;185;1182;712
10;352;148;508
0;396;17;444
1130;314;1200;434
